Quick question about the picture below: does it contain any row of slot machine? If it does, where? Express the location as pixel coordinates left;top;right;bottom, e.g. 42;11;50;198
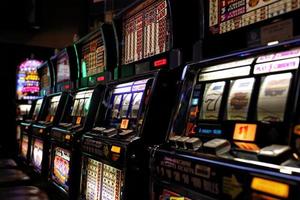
17;0;300;200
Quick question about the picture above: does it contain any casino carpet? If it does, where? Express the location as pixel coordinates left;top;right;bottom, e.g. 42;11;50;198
0;147;51;200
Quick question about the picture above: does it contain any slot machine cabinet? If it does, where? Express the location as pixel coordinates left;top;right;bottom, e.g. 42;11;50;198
48;85;106;200
150;39;300;200
114;0;201;78
19;61;50;165
74;23;118;87
80;69;178;200
29;57;74;180
48;24;117;199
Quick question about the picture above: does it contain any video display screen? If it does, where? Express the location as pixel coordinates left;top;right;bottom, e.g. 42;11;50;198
209;0;300;34
31;138;43;172
48;95;61;116
111;79;150;123
122;0;169;64
71;90;93;117
257;73;292;122
227;78;255;120
56;53;70;83
200;81;226;120
52;147;70;192
82;158;123;200
81;36;105;77
21;135;28;159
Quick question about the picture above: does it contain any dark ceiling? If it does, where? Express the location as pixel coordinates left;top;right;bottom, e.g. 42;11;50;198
0;0;86;48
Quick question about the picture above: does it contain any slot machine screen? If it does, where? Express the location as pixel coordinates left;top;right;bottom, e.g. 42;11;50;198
122;0;170;64
110;79;150;127
33;98;43;118
21;135;29;159
48;95;61;116
31;138;43;172
56;53;70;83
71;90;93;117
227;78;255;120
81;35;105;77
257;73;292;122
52;147;70;192
200;81;225;120
209;0;300;34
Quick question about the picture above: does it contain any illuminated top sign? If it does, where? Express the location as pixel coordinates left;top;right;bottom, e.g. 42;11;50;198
202;58;254;72
198;66;251;81
257;48;300;63
209;0;300;34
254;57;299;74
16;59;43;100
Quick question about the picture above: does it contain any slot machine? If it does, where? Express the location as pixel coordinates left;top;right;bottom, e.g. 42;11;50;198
19;61;49;165
150;39;300;200
113;0;201;78
28;47;77;179
48;24;117;199
150;1;300;199
78;0;201;199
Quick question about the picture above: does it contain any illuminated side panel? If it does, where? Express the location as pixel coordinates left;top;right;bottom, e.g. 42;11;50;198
85;158;102;200
257;73;292;122
81;35;105;77
209;0;300;34
21;135;29;158
227;78;255;120
52;147;70;192
101;164;123;200
32;138;43;172
122;0;169;64
200;81;226;120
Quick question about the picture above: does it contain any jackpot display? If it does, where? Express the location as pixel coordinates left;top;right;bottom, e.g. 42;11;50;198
82;158;123;200
209;0;300;34
122;0;169;64
31;138;43;172
81;35;105;77
51;147;71;192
